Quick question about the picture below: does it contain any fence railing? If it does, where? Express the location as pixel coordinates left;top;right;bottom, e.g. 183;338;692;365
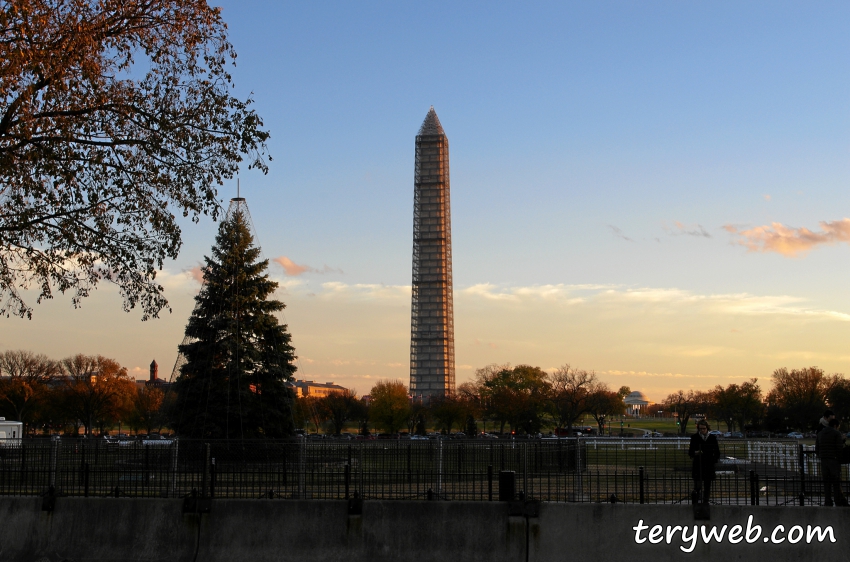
0;437;843;505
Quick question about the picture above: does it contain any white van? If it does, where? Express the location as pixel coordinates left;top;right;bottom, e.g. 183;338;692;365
0;418;23;444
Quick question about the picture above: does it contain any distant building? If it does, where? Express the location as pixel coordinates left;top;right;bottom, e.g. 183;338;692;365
624;391;654;416
287;380;348;398
135;359;171;391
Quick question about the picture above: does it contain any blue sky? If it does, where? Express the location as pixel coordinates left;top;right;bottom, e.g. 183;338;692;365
5;2;850;400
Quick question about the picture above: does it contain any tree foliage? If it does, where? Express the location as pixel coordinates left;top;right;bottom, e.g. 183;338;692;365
0;348;58;430
585;382;625;434
369;379;410;434
0;0;269;319
477;364;550;434
319;389;360;436
707;379;763;432
766;367;838;431
56;354;135;435
171;210;296;438
548;364;595;434
128;385;165;434
662;390;708;435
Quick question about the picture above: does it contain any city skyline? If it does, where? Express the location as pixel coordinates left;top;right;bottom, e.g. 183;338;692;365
3;3;850;402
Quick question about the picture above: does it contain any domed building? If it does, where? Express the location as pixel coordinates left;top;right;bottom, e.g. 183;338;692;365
624;391;653;417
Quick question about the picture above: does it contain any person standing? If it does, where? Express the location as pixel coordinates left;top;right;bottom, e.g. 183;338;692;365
689;420;720;504
815;417;848;507
816;409;836;437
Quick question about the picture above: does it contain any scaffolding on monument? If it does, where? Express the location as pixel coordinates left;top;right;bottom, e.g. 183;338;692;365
409;107;456;398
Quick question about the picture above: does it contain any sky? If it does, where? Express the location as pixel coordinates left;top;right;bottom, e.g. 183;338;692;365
4;1;850;402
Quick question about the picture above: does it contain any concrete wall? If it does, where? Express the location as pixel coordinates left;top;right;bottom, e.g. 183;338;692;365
0;497;846;562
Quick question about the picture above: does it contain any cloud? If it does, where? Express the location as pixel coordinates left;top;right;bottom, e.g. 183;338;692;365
671;221;711;238
273;256;343;276
462;283;610;304
460;283;850;322
724;219;850;257
601;370;742;380
319;282;410;301
186;265;204;284
607;225;633;242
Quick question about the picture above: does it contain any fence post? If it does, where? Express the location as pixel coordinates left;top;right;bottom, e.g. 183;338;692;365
575;437;583;502
358;441;364;497
750;470;759;506
209;457;216;499
639;466;644;504
201;443;210;498
488;464;493;501
19;443;26;487
49;438;58;489
435;438;443;498
523;442;529;499
299;436;306;498
798;444;806;506
84;462;90;497
170;440;179;498
344;463;350;500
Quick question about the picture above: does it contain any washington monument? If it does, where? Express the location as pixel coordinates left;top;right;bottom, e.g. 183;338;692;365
409;107;455;399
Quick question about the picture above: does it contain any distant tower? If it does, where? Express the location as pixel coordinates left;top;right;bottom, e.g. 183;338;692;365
410;107;455;399
149;360;158;383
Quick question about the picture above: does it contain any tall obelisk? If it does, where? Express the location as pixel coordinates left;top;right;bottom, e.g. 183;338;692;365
410;107;455;399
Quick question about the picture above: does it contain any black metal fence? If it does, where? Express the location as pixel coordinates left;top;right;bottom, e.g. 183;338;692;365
0;437;842;505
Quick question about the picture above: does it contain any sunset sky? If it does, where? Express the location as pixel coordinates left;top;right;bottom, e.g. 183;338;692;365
4;2;850;402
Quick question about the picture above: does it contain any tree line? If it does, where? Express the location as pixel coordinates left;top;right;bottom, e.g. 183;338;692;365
662;367;850;435
299;365;850;438
4;349;847;439
0;349;168;436
295;364;629;437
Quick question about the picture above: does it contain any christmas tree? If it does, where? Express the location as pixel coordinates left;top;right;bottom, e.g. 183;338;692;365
171;204;296;438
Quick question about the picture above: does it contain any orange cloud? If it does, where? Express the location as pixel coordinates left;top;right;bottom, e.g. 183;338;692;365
186;265;204;284
273;256;342;276
274;256;309;276
724;219;850;257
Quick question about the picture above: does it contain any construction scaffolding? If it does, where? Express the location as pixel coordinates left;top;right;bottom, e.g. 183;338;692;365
410;107;456;399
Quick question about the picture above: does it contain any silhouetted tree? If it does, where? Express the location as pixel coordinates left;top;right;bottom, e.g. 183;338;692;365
56;354;135;436
585;382;626;435
0;0;269;319
766;367;839;431
369;380;410;434
171;210;296;438
319;389;360;435
478;364;550;434
548;365;596;435
663;390;708;436
0;349;59;432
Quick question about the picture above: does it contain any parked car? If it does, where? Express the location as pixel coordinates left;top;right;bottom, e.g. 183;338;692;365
787;432;804;439
708;430;723;437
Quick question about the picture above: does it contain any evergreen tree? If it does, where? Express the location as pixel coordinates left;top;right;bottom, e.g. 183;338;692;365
171;209;296;438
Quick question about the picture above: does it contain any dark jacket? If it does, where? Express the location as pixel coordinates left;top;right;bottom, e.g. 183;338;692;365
688;432;720;481
816;425;844;460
